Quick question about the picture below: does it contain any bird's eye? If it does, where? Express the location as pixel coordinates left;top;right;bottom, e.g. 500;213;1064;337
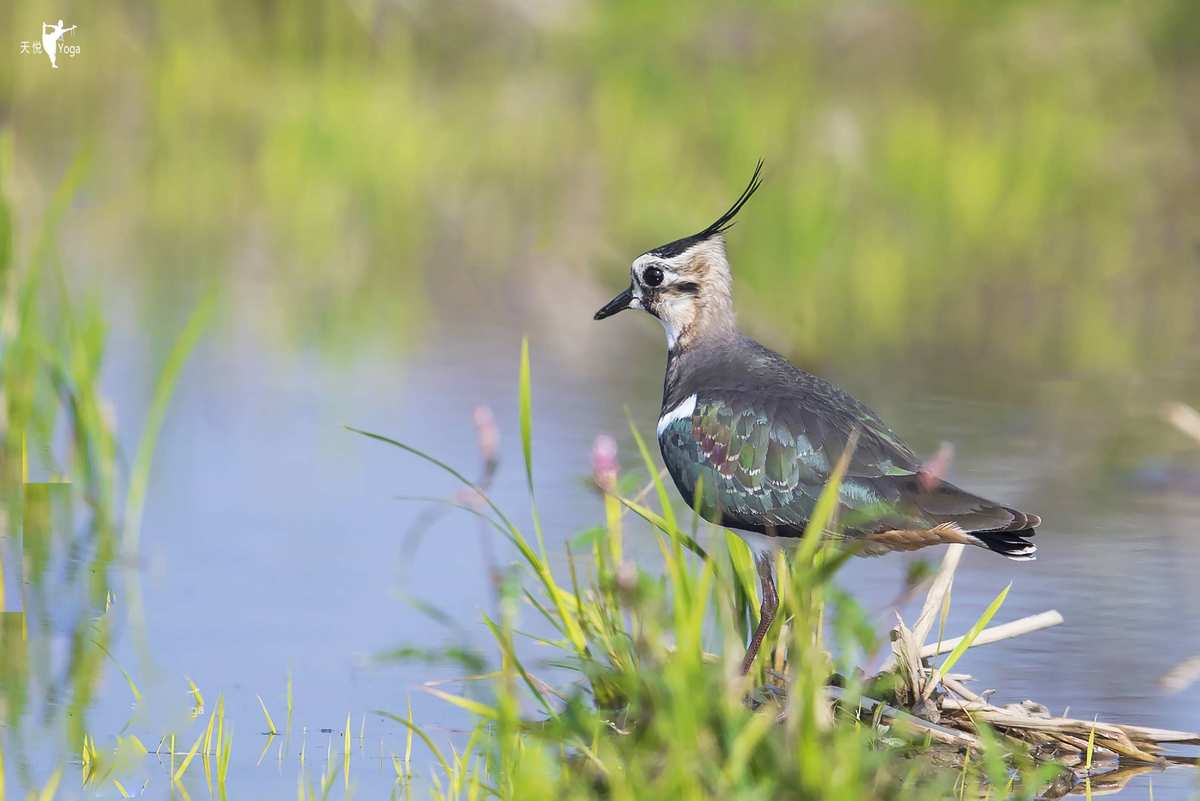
642;265;664;287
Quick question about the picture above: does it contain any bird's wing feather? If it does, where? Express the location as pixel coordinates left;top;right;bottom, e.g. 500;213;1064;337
658;391;1037;539
659;391;923;535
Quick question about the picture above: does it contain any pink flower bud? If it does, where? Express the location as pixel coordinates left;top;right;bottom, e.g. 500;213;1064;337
473;405;499;464
453;486;486;511
591;434;619;493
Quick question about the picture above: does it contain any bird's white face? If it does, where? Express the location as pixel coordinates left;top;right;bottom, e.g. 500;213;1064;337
595;162;760;348
595;238;736;351
627;252;704;349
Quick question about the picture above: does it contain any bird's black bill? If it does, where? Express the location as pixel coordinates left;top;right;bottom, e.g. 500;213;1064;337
594;285;635;320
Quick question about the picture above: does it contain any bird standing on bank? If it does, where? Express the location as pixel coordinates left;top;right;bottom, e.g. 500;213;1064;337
593;163;1041;674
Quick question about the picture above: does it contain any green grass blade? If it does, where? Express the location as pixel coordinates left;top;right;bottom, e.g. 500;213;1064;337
810;541;865;585
92;640;142;703
615;495;707;559
404;697;413;784
343;712;351;790
37;768;62;801
519;337;534;494
797;429;858;564
929;582;1011;693
174;731;204;782
518;337;547;556
723;709;777;785
1085;718;1097;771
422;687;499;720
376;710;452;779
122;292;215;556
626;413;677;534
348;425;589;653
257;694;279;735
187;676;204;718
203;700;218;755
481;614;553;715
348;429;525;551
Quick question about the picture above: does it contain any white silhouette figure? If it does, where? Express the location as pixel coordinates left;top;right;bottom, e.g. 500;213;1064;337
41;20;76;69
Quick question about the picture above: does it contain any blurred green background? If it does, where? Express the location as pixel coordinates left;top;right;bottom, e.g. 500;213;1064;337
3;3;1200;797
5;0;1198;382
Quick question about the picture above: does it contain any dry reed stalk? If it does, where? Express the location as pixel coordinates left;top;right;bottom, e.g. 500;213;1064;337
858;542;1200;769
919;610;1063;658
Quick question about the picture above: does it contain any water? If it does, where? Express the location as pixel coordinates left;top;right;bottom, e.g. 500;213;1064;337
7;272;1195;799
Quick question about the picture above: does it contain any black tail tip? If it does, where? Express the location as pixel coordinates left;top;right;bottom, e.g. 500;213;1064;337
974;530;1038;561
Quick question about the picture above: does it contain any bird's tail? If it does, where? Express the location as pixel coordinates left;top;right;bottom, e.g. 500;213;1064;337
903;478;1041;561
853;476;1042;559
859;521;1038;560
969;528;1038;561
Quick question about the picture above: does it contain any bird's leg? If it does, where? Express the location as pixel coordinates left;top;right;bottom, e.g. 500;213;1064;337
740;552;778;675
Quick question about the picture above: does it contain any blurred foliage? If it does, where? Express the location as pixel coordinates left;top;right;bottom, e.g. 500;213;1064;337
0;141;207;795
2;0;1198;382
0;135;122;774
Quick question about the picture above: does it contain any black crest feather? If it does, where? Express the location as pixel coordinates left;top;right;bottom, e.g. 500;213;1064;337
648;160;764;258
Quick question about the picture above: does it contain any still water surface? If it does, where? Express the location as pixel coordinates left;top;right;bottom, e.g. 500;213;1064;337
15;276;1200;799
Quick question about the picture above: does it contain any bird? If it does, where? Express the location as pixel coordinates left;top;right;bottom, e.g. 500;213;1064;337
593;162;1041;674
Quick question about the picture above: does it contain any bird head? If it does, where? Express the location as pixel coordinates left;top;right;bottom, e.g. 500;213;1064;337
594;161;762;351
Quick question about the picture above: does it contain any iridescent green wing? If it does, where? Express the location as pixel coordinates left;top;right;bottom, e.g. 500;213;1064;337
658;393;925;536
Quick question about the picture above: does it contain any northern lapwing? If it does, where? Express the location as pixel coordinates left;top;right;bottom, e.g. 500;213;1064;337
594;163;1041;673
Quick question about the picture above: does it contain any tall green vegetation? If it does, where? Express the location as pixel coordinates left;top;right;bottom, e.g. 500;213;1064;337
357;341;1055;800
0;141;121;752
0;140;210;790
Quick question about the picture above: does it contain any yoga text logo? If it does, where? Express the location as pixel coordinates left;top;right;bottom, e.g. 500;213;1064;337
18;20;79;69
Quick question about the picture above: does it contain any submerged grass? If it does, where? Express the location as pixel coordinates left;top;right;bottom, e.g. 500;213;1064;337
0;143;220;798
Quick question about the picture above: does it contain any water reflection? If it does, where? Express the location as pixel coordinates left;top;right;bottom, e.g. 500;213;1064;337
7;280;1197;797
